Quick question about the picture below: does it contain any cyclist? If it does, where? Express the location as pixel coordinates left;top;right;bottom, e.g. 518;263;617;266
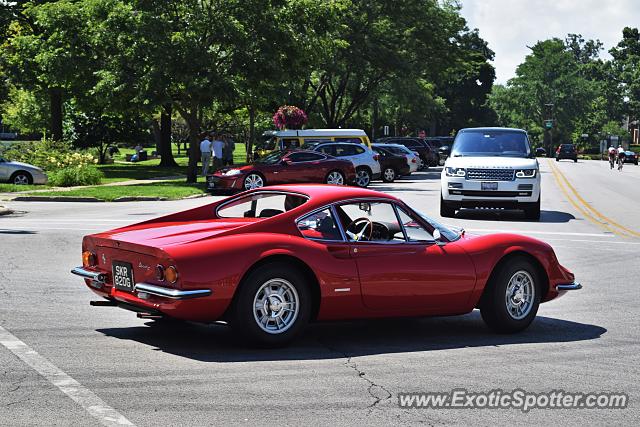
608;145;617;169
617;144;625;171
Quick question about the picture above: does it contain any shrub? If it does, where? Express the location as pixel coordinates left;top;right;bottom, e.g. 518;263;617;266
272;105;308;130
48;165;103;187
2;139;97;171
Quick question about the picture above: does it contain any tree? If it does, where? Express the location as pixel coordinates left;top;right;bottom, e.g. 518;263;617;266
610;27;640;127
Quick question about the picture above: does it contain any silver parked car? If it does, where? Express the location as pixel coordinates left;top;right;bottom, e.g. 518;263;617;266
0;157;48;185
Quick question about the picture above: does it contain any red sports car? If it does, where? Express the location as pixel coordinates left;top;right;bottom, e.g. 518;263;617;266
206;150;357;192
72;185;581;346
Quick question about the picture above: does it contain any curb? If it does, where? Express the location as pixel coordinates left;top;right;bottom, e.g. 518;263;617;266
113;196;168;202
11;196;103;202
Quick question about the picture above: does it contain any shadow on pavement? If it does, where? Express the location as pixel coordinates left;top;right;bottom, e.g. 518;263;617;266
97;312;605;363
0;229;37;235
454;209;576;223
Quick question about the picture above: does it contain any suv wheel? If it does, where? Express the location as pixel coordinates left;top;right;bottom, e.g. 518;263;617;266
524;197;541;221
382;167;396;183
355;168;371;187
440;194;456;218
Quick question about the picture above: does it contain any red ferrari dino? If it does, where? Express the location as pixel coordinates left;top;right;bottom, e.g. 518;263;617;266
72;184;581;346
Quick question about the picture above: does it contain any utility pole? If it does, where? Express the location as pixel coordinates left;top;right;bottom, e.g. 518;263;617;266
544;103;554;154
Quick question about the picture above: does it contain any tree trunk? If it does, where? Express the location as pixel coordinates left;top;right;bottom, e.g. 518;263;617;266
176;107;200;183
247;105;255;162
159;104;178;167
50;88;63;141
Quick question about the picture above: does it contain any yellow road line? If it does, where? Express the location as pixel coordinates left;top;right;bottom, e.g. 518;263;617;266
548;159;640;238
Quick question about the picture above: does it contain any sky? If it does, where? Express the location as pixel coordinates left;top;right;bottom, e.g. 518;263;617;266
459;0;640;84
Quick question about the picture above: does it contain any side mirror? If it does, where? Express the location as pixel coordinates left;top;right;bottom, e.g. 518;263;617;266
439;145;450;155
433;229;446;246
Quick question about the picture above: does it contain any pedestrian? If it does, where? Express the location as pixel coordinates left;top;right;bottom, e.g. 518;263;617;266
223;134;235;166
200;133;213;176
211;133;224;170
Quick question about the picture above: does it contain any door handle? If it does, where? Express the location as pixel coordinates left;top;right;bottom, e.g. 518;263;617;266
326;245;351;259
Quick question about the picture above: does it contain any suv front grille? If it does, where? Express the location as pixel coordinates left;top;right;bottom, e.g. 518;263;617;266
466;168;515;181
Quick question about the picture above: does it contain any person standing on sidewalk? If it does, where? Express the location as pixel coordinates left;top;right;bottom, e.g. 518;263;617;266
212;133;224;170
200;134;213;176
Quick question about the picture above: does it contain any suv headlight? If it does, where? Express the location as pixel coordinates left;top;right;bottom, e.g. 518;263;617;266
515;169;537;178
222;169;243;176
445;167;466;177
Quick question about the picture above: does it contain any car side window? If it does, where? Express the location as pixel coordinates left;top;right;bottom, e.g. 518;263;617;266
336;202;405;242
334;138;362;144
297;208;342;241
334;144;356;157
396;208;434;242
353;146;365;155
317;145;336;156
287;152;324;162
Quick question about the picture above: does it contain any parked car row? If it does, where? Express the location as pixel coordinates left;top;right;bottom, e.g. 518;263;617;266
208;130;427;192
0;156;48;185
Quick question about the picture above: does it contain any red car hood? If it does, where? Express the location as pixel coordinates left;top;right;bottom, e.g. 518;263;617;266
97;219;258;248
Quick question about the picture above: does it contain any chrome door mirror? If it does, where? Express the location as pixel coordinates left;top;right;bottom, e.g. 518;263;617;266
433;228;446;246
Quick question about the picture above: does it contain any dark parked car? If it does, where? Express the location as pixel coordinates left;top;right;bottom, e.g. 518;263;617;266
426;137;455;165
556;144;578;162
206;150;356;192
622;151;638;165
535;147;547;157
375;137;438;168
371;145;411;182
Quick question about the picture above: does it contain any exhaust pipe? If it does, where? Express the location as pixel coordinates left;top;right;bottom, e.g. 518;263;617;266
90;300;117;307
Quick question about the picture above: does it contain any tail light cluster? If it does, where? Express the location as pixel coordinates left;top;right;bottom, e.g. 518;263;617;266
82;251;96;267
373;154;380;161
156;264;179;284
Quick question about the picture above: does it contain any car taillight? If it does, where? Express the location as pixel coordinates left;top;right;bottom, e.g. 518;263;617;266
82;251;96;267
373;154;380;161
165;266;179;284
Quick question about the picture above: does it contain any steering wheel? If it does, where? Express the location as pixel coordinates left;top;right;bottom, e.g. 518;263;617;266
345;217;373;241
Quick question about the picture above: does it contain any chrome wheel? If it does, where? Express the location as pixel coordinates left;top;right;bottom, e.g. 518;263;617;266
244;173;264;190
383;167;395;182
504;270;535;320
326;171;345;185
355;169;370;187
13;174;30;185
253;278;300;334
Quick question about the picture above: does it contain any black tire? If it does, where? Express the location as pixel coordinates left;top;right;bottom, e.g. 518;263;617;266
229;263;311;347
573;158;577;163
325;170;346;185
10;171;33;185
440;194;456;218
523;197;541;221
382;167;396;183
480;256;542;333
354;167;371;187
555;157;559;162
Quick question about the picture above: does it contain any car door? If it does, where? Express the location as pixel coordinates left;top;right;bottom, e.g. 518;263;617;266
0;158;8;181
335;201;476;314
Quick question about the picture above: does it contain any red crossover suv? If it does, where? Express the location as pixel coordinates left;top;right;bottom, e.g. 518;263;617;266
207;150;357;192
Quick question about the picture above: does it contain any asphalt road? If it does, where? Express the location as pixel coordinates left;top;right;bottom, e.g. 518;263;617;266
0;159;638;426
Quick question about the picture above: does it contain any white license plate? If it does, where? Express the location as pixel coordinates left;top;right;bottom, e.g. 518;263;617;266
481;182;498;191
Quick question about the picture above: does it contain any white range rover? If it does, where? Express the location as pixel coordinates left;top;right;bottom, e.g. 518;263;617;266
440;127;541;220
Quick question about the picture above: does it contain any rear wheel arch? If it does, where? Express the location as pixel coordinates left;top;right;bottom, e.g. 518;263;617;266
233;254;321;321
478;250;549;307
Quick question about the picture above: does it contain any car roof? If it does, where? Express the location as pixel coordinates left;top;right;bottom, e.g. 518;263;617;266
459;127;527;133
267;129;367;137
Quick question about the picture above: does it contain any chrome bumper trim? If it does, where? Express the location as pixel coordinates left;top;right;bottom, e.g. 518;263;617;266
556;282;582;291
71;267;106;284
134;282;212;300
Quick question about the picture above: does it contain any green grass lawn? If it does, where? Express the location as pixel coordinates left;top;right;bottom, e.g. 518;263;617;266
0;183;50;192
24;178;209;201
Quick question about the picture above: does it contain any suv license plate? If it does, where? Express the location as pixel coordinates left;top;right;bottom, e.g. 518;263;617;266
481;182;498;191
112;261;135;292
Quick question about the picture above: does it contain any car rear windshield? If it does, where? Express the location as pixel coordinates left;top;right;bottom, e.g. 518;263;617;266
217;192;309;219
451;130;531;158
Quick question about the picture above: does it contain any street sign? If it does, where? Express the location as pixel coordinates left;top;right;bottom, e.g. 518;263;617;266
544;120;553;129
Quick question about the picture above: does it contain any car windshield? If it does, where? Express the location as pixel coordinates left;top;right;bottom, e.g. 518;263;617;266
407;204;461;242
451;130;531;158
255;151;285;165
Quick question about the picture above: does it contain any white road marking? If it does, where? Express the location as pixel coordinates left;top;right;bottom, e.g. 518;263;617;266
466;228;615;237
0;325;134;426
540;238;640;246
0;227;103;231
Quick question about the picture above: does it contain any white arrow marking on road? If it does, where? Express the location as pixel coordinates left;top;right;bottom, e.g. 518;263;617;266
0;325;134;426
